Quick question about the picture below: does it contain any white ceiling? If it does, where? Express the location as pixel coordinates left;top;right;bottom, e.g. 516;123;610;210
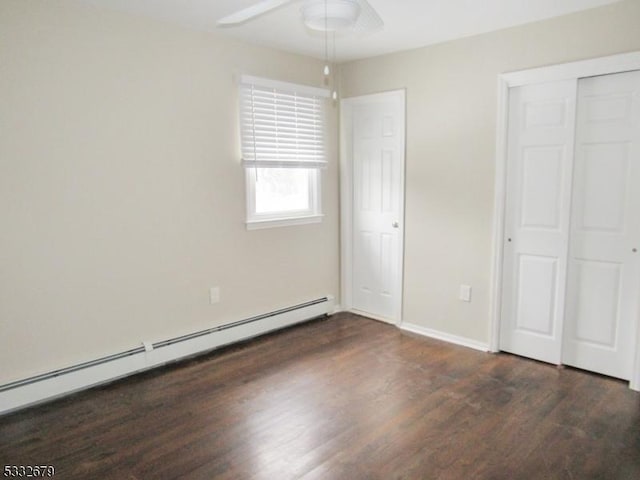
77;0;622;62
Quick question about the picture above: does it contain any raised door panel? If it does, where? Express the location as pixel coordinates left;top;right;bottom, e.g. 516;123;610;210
520;146;564;230
514;255;558;336
571;260;621;348
579;143;629;233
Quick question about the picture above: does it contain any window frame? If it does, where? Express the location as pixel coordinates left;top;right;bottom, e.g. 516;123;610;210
244;167;323;230
239;75;329;230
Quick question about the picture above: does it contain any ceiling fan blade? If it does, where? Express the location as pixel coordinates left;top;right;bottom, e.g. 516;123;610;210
353;0;384;33
217;0;295;26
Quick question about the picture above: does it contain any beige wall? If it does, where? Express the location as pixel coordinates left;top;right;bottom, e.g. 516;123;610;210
3;0;639;386
0;0;339;383
340;0;640;344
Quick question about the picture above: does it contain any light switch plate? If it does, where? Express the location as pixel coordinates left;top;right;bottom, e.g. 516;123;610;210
459;285;472;302
210;287;220;304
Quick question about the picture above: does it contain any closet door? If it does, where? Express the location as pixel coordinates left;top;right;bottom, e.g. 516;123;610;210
562;70;640;380
500;80;578;364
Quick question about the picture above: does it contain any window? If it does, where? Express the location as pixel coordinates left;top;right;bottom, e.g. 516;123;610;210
239;75;329;229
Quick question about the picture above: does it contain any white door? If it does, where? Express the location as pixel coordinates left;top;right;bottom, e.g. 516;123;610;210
349;91;405;323
500;80;578;364
562;70;640;380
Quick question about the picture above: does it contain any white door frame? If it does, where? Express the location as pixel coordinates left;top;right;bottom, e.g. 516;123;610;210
340;90;406;325
489;51;640;390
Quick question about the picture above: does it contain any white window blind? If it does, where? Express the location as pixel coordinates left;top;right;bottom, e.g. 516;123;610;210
239;75;329;169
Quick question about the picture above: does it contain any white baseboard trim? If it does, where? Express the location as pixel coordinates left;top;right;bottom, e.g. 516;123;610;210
399;322;489;352
332;304;344;314
349;308;398;325
0;296;334;416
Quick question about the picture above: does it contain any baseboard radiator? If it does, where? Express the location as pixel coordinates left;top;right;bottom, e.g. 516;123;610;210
0;296;334;415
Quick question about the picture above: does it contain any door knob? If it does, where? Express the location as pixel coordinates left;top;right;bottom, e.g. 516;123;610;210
392;222;399;228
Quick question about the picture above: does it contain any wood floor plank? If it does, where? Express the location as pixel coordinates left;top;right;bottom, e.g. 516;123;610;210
1;313;640;479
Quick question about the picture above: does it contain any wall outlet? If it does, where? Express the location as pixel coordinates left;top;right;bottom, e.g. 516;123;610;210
210;287;220;304
459;285;472;302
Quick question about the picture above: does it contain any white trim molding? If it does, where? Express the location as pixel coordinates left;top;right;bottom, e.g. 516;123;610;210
498;52;640;87
0;297;334;415
339;97;354;314
246;214;324;230
400;322;489;353
490;51;640;391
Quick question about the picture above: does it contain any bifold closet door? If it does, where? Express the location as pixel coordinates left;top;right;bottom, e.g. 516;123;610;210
500;80;578;364
562;70;640;380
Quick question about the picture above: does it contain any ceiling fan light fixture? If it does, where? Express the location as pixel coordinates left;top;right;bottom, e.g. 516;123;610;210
302;0;361;32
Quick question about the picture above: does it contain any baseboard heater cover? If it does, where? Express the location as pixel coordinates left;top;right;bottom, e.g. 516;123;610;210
0;296;333;415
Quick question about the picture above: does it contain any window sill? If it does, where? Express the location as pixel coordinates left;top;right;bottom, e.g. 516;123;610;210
246;214;324;230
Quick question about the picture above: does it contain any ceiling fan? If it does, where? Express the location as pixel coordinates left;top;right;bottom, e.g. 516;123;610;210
217;0;384;34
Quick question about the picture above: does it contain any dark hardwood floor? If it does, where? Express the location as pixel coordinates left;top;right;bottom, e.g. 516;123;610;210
2;313;640;479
